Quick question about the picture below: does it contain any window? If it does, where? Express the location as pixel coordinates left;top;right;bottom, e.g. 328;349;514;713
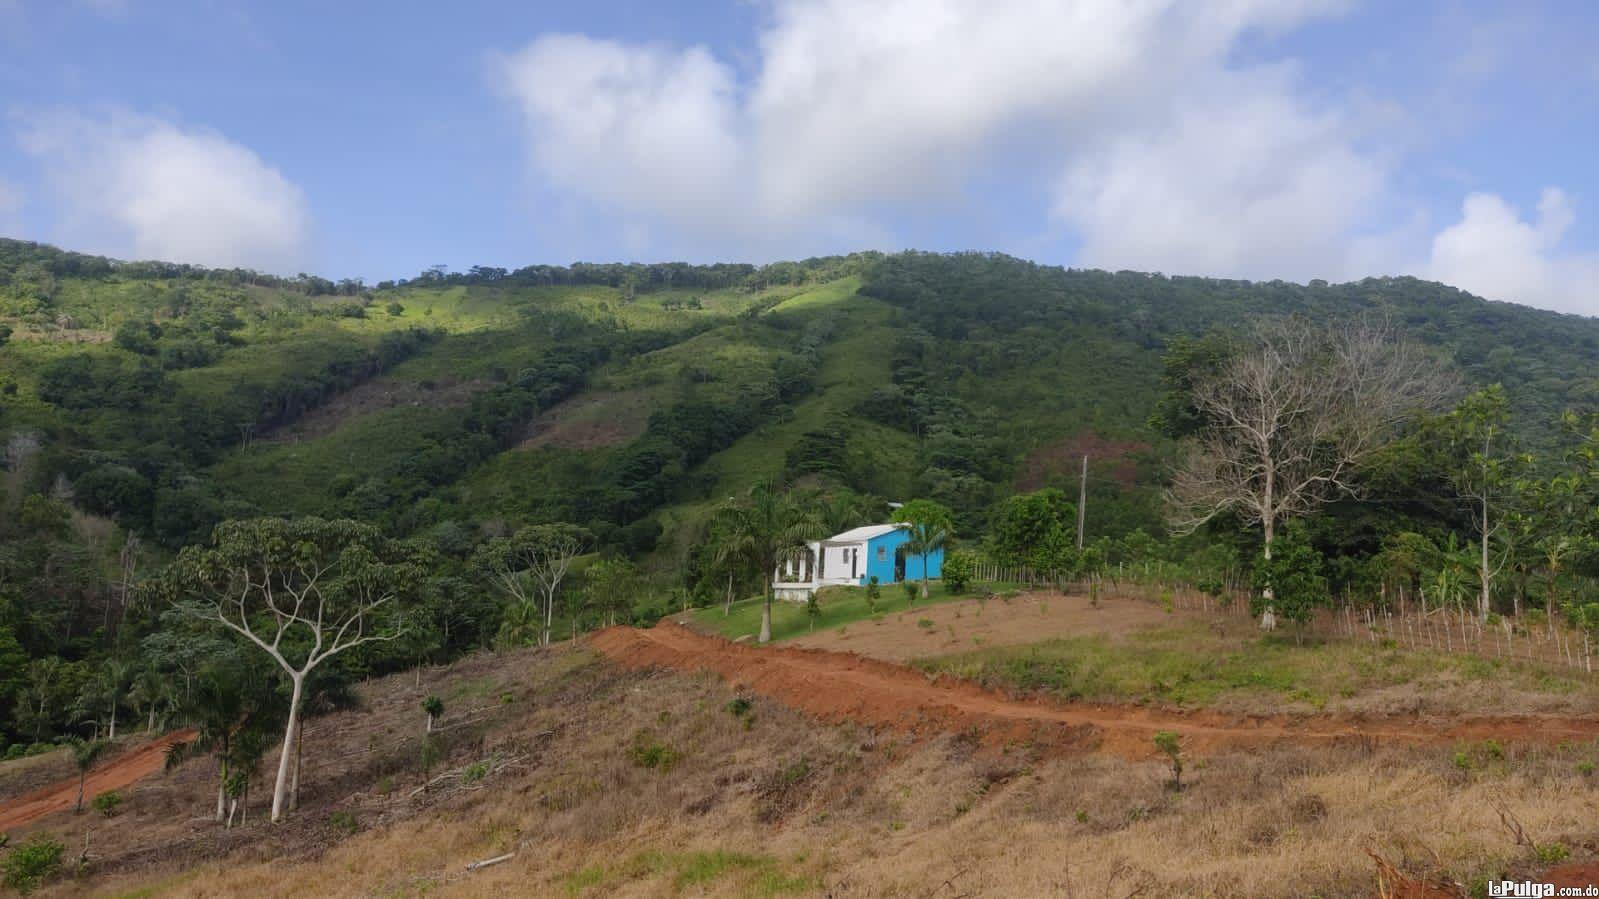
877;545;887;562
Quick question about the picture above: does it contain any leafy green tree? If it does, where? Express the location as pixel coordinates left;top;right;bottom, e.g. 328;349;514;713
1250;526;1329;640
69;738;110;814
942;550;976;593
1;833;63;895
473;524;589;647
161;517;421;822
904;519;949;599
713;483;824;644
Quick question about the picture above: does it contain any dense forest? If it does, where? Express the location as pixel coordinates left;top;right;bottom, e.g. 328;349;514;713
4;237;1599;823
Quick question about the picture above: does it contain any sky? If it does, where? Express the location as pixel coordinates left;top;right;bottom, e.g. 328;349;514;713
2;1;1598;315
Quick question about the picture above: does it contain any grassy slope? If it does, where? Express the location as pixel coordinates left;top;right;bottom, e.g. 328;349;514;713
917;616;1597;714
688;582;995;643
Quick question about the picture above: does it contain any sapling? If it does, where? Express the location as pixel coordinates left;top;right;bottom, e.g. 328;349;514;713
422;695;444;734
1153;730;1184;791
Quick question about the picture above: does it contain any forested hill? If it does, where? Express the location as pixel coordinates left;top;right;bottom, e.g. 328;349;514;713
1;236;1598;746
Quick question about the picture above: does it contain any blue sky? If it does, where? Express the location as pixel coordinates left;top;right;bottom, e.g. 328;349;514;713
2;1;1597;315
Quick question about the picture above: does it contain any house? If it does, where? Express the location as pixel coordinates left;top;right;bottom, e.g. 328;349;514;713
773;523;945;601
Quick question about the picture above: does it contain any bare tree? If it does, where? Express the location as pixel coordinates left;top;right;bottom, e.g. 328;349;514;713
1167;319;1454;624
165;518;419;822
473;524;589;647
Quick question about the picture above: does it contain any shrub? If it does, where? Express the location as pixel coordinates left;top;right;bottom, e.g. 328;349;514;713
942;551;976;593
866;576;881;611
902;581;918;602
1153;731;1184;791
91;790;122;818
462;761;490;784
1;834;63;895
327;811;359;835
725;697;753;718
629;733;682;771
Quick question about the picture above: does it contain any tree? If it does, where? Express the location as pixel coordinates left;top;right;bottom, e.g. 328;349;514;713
474;524;589;647
69;738;110;814
422;695;443;734
1167;319;1453;624
583;557;641;628
163;517;420;823
903;520;949;599
714;483;823;644
1153;731;1183;791
1250;525;1328;640
1435;386;1528;620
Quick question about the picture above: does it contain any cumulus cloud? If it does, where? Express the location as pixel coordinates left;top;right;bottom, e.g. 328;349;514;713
1422;188;1599;315
15;110;310;272
493;0;1367;265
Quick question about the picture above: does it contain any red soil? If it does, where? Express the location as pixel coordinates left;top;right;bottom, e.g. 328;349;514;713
0;730;196;832
590;621;1599;759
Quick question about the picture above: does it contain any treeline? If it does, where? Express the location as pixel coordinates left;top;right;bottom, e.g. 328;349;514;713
381;253;882;294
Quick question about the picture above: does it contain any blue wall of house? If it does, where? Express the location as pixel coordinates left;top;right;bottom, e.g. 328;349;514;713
861;529;944;585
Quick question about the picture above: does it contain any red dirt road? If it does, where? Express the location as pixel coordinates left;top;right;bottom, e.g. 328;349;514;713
591;621;1599;759
0;730;196;832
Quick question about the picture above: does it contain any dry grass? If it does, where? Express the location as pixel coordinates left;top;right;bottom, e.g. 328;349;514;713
55;644;1599;898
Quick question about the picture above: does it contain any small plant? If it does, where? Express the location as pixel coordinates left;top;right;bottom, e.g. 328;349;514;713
422;695;444;734
806;594;822;631
327;810;359;835
725;697;753;718
462;761;490;784
91;790;122;818
629;734;683;771
917;618;935;629
1159;589;1174;614
1089;580;1100;608
1153;731;1184;791
1075;809;1089;824
1452;751;1472;771
1;834;64;895
420;734;442;779
866;576;881;612
902;581;918;602
1535;843;1571;864
1577;760;1595;776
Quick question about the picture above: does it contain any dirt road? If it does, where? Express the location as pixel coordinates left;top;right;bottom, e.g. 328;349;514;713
0;730;196;832
592;621;1599;758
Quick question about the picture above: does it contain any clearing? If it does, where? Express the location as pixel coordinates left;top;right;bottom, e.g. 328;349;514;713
514;389;654;451
0;730;195;831
593;620;1599;759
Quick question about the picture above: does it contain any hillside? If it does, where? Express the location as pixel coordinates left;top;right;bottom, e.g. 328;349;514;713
6;240;1598;562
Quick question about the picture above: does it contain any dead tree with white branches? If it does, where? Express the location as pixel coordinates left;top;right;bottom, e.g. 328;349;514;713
1166;319;1456;626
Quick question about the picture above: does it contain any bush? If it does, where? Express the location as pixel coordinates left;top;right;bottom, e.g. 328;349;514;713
92;790;123;818
327;810;359;835
628;733;682;771
2;834;64;895
942;550;976;593
901;581;918;602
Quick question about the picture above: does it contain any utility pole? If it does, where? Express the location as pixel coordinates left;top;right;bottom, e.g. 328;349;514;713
1076;454;1088;550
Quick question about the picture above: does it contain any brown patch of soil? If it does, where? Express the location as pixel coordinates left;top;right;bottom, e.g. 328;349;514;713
787;590;1182;661
1017;429;1149;490
258;376;488;444
516;390;652;451
591;620;1599;760
1545;861;1599;889
0;730;195;830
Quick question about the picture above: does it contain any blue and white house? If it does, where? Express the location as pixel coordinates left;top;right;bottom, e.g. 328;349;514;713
773;524;945;601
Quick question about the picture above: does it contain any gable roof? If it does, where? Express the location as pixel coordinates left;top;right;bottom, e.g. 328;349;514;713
822;523;905;544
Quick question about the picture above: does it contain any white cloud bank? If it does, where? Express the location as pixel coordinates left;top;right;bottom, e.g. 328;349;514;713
494;0;1599;315
15;110;310;273
1423;188;1599;315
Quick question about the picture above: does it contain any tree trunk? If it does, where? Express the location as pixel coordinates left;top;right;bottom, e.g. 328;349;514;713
291;719;304;812
216;759;227;822
76;771;86;814
1479;491;1491;621
1259;507;1277;631
920;553;929;600
542;588;554;648
108;701;117;741
147;707;156;732
270;675;304;823
759;589;773;644
724;571;734;616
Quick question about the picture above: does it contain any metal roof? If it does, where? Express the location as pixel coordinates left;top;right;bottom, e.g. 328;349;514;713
821;523;906;544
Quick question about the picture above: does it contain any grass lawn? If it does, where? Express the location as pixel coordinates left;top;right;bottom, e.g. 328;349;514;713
688;582;1018;643
916;620;1598;712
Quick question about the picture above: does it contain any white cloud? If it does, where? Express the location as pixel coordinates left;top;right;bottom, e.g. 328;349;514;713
493;0;1364;263
1053;67;1386;280
16;110;310;272
1422;188;1599;315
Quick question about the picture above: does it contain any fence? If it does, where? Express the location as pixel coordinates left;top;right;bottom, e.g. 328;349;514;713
991;571;1599;677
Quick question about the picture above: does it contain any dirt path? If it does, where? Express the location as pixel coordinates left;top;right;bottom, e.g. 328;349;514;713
592;622;1599;759
0;730;196;832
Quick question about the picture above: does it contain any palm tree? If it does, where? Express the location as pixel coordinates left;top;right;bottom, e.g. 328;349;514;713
96;659;134;741
129;668;174;733
904;521;950;600
70;738;110;814
422;696;444;734
716;483;823;643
